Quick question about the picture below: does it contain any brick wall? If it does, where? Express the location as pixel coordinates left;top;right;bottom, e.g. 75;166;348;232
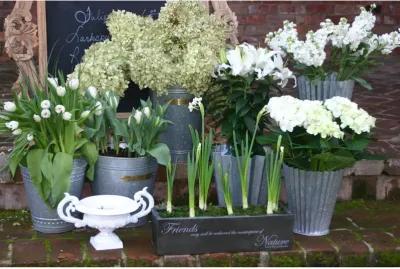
229;1;400;52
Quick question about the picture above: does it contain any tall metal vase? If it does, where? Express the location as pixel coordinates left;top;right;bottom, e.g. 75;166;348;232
283;164;344;236
212;145;269;206
21;159;87;234
297;73;355;101
92;155;158;227
153;87;201;163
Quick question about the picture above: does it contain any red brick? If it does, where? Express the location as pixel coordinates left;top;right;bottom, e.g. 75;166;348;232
278;4;296;14
0;241;10;265
240;15;266;25
334;4;362;15
294;235;335;253
122;228;159;266
328;230;369;255
49;239;82;265
306;4;334;14
12;240;47;266
362;231;399;251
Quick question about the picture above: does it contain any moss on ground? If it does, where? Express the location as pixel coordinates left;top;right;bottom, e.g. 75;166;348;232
376;251;400;266
231;253;259;267
341;254;369;267
269;253;306;267
306;252;339;267
0;209;30;224
200;255;231;267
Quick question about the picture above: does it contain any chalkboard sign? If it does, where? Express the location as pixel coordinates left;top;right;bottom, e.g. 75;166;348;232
45;1;165;112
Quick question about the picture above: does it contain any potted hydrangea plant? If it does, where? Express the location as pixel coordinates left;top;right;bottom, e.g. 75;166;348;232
257;95;376;236
265;4;400;100
152;99;294;255
208;43;295;206
0;76;99;233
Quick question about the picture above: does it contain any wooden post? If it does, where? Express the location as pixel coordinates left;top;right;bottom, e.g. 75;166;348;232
37;1;47;82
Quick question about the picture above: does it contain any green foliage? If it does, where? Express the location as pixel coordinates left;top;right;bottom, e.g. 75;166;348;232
266;135;284;214
257;125;375;171
0;74;99;207
217;162;233;215
187;144;200;218
166;160;177;213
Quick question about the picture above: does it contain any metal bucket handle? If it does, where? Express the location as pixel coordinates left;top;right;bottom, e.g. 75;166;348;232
57;193;86;228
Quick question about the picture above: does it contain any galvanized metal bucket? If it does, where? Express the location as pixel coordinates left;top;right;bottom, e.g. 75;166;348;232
297;73;354;101
153;86;201;164
92;155;158;227
21;159;87;234
212;145;269;206
283;164;344;236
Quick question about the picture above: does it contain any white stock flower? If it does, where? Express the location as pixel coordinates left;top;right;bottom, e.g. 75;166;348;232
134;110;143;123
265;20;299;54
56;86;66;97
47;77;58;88
55;105;66;114
67;78;79;90
40;100;51;109
5;120;19;130
41;109;51;119
87;86;98;98
143;107;151;117
33;114;41;122
62;112;72;121
4;102;16;112
81;110;90;119
27;133;33;141
12;129;22;136
94;101;103;116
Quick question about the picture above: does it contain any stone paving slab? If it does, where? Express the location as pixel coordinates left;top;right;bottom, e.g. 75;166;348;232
0;200;400;266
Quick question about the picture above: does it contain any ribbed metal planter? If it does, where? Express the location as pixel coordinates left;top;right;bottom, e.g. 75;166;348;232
92;155;158;227
154;87;201;163
283;164;344;236
213;145;269;206
21;159;87;234
297;73;355;101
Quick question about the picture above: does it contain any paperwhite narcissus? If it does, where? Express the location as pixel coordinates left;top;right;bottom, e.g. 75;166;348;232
41;100;51;109
33;114;41;122
56;86;66;97
55;105;66;114
5;121;18;130
68;78;79;90
62;112;72;121
3;102;16;112
41;109;51;119
87;86;97;98
12;129;22;136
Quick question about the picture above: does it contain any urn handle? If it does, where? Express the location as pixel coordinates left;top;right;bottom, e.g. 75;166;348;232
128;187;154;223
57;193;86;228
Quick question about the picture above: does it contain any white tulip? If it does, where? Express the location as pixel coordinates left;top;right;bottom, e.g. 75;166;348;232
5;121;18;130
33;114;41;122
27;133;34;141
41;100;51;109
56;86;66;97
67;78;79;90
94;101;103;116
143;107;151;117
12;129;22;136
4;102;16;112
87;86;97;98
47;77;58;88
81;110;90;119
41;109;51;119
55;105;66;114
62;112;72;121
134;110;143;124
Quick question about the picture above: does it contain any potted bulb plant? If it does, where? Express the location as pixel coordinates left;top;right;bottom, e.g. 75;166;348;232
151;100;294;255
257;95;377;236
265;4;400;100
208;42;295;206
0;75;99;233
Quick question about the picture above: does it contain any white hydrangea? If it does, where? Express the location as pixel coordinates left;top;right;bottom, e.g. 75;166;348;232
267;96;306;132
324;96;376;134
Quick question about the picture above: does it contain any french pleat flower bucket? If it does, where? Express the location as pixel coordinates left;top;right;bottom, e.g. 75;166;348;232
297;73;355;101
282;164;344;236
212;144;271;206
21;159;87;234
92;155;158;227
154;86;201;163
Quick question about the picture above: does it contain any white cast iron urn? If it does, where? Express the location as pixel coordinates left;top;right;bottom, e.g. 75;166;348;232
57;187;154;251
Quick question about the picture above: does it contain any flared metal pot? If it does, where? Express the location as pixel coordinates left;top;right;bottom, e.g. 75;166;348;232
21;159;87;234
212;145;269;206
297;73;354;101
92;155;158;227
153;86;201;163
283;164;344;236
